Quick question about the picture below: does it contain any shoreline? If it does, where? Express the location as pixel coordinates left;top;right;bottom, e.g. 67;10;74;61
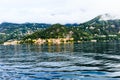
3;38;120;45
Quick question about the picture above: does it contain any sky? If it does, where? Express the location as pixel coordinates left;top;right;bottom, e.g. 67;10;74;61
0;0;120;24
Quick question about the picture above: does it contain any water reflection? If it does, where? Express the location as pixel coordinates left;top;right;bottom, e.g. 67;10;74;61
3;42;120;54
0;42;120;79
18;43;74;53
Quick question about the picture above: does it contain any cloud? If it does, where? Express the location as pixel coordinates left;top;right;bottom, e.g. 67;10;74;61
0;0;120;24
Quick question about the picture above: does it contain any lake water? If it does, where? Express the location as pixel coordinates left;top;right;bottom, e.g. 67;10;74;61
0;42;120;80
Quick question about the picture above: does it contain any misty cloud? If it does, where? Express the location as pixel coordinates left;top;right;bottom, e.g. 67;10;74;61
0;0;120;24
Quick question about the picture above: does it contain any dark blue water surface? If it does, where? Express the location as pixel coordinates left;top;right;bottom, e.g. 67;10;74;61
0;42;120;80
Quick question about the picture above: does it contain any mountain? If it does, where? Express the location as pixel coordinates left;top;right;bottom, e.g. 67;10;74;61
0;22;79;34
65;23;79;27
80;14;120;36
0;22;51;43
2;14;120;44
99;14;119;21
0;22;51;33
0;22;80;43
22;23;92;43
21;14;120;43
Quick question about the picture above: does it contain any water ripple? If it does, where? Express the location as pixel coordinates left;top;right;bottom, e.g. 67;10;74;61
0;43;120;79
